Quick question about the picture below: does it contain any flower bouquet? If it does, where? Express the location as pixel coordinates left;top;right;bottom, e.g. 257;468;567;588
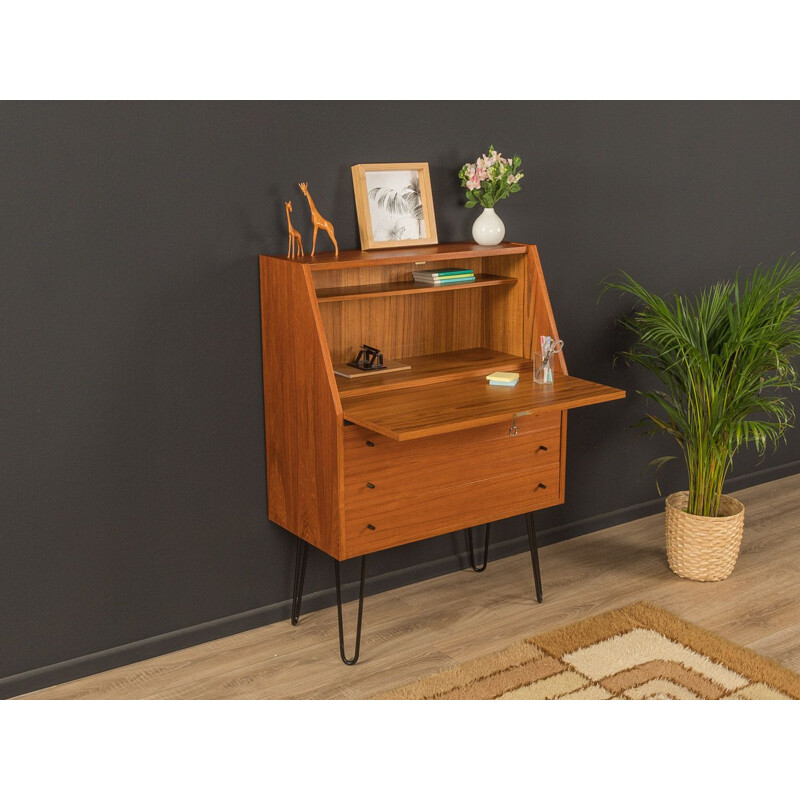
458;145;524;208
458;146;524;244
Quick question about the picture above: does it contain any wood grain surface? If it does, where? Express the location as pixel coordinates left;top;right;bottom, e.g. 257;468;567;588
341;372;625;440
295;241;528;270
342;413;561;557
316;273;516;302
260;256;344;557
527;245;567;374
317;273;488;365
345;466;560;558
335;348;530;398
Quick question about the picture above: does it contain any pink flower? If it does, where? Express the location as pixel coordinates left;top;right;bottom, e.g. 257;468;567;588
462;147;524;203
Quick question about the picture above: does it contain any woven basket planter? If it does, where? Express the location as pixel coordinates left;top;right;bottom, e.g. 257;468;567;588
664;491;745;581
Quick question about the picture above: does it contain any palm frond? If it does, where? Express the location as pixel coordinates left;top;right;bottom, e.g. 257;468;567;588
368;186;411;216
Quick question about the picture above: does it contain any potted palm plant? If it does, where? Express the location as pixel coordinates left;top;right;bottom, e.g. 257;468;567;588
605;258;800;581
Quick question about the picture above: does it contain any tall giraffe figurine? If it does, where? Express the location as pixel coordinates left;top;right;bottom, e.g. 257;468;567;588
285;200;304;258
298;182;339;256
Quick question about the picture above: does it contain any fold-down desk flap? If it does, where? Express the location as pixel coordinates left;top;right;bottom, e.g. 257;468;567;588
341;373;625;441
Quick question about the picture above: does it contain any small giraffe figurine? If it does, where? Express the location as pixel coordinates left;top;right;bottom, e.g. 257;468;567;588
285;200;304;258
298;182;338;256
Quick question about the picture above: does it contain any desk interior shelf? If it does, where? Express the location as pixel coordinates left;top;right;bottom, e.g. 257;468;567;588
316;273;516;303
336;348;529;398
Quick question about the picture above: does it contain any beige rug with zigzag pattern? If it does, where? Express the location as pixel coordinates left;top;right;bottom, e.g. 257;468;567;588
375;602;800;700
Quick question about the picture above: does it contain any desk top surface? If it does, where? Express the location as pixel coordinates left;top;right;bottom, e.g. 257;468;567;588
341;371;625;440
267;241;529;270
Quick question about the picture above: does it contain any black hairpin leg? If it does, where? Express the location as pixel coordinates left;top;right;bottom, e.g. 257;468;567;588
525;512;543;603
291;538;309;625
467;523;491;572
334;556;367;665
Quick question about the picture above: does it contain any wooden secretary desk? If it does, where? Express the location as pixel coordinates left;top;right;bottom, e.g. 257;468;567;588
259;242;624;663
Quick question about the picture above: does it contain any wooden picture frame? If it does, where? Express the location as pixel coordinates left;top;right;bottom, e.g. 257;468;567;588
351;162;438;250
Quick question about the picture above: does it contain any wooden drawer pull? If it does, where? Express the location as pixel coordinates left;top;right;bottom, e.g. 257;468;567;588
366;482;375;489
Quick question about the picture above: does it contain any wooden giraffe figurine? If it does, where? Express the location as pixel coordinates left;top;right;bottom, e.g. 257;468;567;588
298;182;339;256
285;200;304;258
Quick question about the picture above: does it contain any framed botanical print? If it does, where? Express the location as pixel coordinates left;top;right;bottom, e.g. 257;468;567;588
351;162;438;250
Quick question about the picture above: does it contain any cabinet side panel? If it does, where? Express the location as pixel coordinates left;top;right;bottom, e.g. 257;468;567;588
528;245;568;375
260;256;343;558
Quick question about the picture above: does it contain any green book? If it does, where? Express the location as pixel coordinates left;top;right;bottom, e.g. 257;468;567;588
412;269;474;279
414;276;476;284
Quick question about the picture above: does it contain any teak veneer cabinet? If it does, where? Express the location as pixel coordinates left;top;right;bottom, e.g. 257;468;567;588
259;242;624;663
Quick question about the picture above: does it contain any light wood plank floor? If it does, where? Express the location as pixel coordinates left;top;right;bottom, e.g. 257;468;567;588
22;473;800;699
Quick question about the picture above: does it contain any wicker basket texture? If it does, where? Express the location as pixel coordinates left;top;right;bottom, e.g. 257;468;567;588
664;491;745;582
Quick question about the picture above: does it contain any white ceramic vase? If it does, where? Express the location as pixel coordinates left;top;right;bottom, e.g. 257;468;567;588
472;206;505;246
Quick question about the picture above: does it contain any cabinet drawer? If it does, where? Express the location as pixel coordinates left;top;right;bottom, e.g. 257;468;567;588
344;465;560;558
344;412;560;510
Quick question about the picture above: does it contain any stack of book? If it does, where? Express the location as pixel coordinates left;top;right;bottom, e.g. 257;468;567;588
412;267;475;285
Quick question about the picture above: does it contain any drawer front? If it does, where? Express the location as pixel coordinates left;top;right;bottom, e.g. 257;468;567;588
344;465;560;558
344;411;561;511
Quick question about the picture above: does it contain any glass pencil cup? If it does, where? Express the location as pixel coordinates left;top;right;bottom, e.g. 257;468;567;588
533;352;553;384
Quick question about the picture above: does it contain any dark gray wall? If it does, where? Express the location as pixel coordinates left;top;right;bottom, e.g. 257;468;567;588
2;101;798;695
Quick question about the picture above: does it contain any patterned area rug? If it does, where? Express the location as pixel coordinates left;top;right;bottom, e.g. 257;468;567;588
375;602;800;700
